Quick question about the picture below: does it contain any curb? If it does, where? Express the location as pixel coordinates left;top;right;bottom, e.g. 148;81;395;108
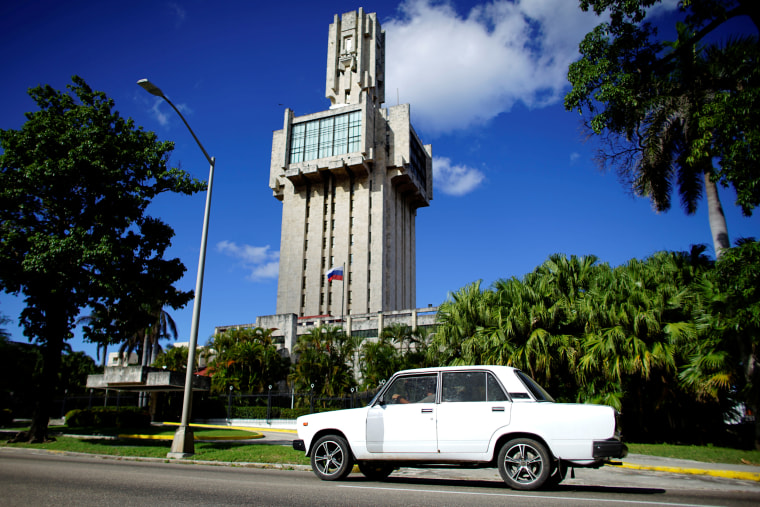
0;447;311;471
608;461;760;482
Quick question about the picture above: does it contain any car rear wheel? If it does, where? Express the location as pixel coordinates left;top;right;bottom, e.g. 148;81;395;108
358;462;394;481
311;434;353;481
497;438;551;490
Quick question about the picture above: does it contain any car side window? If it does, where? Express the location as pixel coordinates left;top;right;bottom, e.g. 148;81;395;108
384;374;437;404
486;372;508;401
442;371;486;402
441;371;508;402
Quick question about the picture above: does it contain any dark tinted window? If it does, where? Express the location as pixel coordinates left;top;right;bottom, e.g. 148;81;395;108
442;371;508;402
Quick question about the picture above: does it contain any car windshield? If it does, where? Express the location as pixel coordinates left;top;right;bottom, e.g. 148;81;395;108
515;371;555;402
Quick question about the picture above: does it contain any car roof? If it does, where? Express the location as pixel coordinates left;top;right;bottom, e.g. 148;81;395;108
394;365;518;375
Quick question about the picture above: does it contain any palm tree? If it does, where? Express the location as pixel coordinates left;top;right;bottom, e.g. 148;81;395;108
204;327;289;394
141;309;179;366
289;325;357;403
76;305;119;367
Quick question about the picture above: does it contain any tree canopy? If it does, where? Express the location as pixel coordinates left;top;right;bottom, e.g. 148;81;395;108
0;76;205;442
565;0;759;255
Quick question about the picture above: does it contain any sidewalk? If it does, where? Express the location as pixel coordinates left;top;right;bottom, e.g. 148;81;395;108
616;453;760;482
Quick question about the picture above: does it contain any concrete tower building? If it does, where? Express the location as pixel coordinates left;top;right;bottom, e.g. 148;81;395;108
269;8;432;318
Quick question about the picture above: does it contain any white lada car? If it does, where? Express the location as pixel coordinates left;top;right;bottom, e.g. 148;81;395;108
293;365;627;490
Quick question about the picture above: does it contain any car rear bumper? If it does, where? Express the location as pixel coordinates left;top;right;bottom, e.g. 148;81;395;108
592;438;628;459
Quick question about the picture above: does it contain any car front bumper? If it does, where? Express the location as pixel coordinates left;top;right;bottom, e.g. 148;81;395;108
292;439;306;452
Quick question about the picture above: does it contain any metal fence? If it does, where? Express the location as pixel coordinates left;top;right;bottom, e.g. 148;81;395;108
51;387;381;421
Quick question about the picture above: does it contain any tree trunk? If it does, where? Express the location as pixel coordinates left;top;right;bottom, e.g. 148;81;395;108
704;172;730;258
9;317;66;443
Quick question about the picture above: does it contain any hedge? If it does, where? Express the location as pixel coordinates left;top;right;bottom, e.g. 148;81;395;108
65;407;151;428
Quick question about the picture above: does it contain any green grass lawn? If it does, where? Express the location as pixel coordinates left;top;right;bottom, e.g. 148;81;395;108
1;424;310;465
627;443;760;466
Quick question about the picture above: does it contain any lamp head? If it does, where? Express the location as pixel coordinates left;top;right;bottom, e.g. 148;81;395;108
137;79;164;97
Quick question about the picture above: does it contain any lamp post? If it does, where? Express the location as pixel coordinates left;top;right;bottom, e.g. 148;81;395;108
137;78;215;457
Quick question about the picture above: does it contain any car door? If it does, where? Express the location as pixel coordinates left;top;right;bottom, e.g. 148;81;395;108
436;370;511;454
366;373;438;453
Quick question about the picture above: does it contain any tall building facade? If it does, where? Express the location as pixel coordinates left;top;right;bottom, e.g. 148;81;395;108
269;8;432;318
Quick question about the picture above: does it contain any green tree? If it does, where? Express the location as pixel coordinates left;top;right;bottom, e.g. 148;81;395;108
565;0;759;257
359;333;401;390
58;351;99;396
141;308;179;366
289;326;357;403
0;76;205;442
205;327;290;394
682;239;760;448
153;344;189;373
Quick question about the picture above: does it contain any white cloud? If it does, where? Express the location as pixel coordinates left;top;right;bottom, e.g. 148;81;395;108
149;98;170;126
216;240;279;281
570;152;580;164
433;156;485;195
168;2;187;29
384;0;603;133
146;98;192;127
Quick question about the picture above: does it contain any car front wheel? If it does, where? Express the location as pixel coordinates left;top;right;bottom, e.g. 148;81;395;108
497;438;551;490
311;434;354;481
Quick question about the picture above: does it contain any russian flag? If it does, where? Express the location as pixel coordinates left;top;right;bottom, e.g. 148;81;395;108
327;266;344;282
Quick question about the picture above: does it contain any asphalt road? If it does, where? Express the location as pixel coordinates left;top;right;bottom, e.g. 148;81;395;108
2;447;759;507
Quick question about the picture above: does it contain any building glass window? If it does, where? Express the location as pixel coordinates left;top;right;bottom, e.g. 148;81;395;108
289;110;362;164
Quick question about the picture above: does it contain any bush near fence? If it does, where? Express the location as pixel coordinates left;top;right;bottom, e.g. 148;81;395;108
65;407;151;428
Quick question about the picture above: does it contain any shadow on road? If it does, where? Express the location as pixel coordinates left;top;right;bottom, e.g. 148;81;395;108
344;475;667;496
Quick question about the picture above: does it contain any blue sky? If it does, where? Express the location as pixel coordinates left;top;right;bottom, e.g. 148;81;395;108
1;0;757;361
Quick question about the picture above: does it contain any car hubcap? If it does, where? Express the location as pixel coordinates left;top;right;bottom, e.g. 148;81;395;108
315;440;344;475
503;443;543;484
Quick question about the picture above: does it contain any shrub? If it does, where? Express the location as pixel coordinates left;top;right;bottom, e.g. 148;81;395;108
64;407;150;428
0;408;13;427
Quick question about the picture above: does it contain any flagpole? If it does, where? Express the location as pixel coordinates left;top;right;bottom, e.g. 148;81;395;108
341;262;345;324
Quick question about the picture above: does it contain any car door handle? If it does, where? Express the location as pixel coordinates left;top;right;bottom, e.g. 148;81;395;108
421;408;433;413
492;407;505;412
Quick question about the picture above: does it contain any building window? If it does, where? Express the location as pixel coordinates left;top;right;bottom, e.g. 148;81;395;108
289;110;362;164
409;131;428;189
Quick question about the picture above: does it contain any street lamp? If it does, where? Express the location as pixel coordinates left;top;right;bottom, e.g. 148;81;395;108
137;78;215;458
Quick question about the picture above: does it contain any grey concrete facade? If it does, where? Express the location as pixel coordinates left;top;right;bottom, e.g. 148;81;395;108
215;305;439;358
269;8;432;319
